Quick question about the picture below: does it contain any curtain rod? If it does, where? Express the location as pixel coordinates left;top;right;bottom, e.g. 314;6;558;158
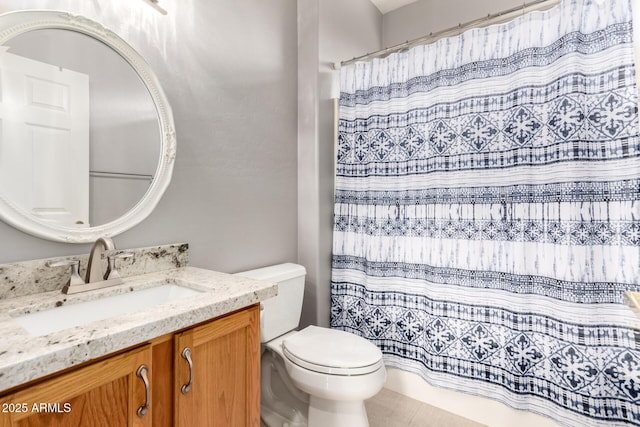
334;0;561;69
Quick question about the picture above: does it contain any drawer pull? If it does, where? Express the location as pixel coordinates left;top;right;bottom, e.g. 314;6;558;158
181;347;193;394
136;365;150;417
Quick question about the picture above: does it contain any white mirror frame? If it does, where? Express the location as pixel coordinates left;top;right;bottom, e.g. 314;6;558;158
0;10;176;243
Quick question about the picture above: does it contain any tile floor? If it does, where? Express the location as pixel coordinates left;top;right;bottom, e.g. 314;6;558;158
261;387;487;427
365;388;487;427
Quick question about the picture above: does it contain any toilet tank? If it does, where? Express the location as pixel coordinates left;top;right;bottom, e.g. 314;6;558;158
234;263;306;343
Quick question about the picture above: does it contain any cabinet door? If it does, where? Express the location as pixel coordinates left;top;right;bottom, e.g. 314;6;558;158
174;305;260;427
0;345;152;427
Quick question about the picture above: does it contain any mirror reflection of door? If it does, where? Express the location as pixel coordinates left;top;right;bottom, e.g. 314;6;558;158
0;47;90;227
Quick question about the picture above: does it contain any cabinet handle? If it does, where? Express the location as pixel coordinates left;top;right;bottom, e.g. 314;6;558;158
181;347;193;394
136;365;150;417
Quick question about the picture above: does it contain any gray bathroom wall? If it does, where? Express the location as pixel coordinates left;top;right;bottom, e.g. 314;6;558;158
0;0;298;274
297;0;382;328
383;0;535;47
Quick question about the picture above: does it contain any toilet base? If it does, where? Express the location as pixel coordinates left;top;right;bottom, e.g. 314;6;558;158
308;396;369;427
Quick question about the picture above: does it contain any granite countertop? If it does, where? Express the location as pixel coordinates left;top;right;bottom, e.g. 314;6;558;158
0;266;276;392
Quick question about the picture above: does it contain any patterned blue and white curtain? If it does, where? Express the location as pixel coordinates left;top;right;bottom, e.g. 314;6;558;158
331;0;640;425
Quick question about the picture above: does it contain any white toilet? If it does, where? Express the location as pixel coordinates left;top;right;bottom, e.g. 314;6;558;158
235;263;386;427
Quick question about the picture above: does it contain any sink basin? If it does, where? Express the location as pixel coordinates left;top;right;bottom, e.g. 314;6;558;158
12;284;204;337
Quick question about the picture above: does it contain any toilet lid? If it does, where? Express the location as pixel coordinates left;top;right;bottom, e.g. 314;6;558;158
282;326;383;375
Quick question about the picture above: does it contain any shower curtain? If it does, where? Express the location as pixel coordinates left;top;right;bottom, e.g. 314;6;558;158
330;0;640;426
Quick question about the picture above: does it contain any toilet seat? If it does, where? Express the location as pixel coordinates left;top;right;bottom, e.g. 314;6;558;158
282;326;383;375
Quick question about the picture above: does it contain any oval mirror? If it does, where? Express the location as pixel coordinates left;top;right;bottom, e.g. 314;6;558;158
0;10;175;243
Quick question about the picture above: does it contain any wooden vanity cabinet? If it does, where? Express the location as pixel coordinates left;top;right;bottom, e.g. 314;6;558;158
0;304;260;427
172;304;260;427
0;345;153;427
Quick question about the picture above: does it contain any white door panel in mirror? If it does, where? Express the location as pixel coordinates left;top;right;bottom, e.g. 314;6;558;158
0;49;89;227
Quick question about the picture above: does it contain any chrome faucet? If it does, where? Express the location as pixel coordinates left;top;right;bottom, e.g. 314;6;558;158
47;237;133;294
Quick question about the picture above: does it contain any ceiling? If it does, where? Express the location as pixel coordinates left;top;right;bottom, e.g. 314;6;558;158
369;0;418;14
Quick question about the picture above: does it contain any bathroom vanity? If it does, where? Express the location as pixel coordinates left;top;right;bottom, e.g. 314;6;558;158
0;244;276;426
1;307;260;427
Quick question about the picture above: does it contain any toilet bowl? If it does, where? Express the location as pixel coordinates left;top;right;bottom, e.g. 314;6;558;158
235;263;386;427
282;326;386;427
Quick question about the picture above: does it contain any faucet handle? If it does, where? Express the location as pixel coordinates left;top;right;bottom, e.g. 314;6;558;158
105;252;134;280
46;259;85;288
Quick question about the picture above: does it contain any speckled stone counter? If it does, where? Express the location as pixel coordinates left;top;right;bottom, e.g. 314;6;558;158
0;243;189;299
0;247;276;392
